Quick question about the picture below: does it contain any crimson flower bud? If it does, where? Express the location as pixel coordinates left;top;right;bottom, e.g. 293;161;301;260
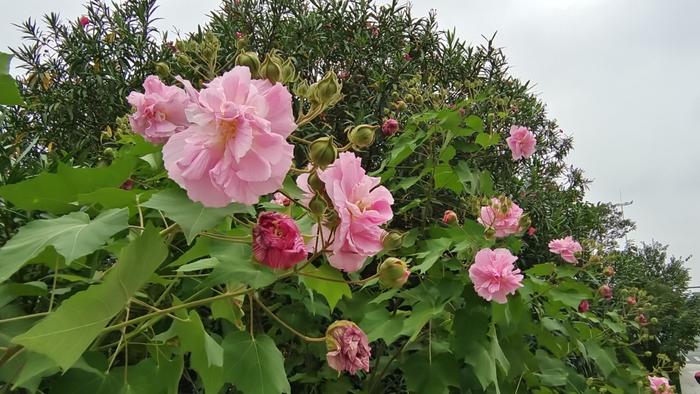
442;210;458;225
325;320;371;375
79;16;90;27
578;299;590;313
382;118;399;136
598;284;613;300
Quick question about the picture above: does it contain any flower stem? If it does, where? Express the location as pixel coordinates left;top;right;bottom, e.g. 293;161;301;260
254;296;325;343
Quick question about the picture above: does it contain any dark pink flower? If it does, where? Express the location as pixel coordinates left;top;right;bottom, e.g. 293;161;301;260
468;248;523;304
235;31;245;39
598;284;613;300
637;314;648;326
578;299;590;313
325;321;371;375
120;179;134;190
403;53;413;61
381;118;399;136
252;212;307;269
79;16;90;27
442;210;458;225
527;227;537;236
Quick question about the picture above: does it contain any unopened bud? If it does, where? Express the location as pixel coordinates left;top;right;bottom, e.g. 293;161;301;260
626;296;637;305
377;257;410;288
316;71;342;104
395;100;407;111
650;317;658;324
589;255;601;263
260;52;284;83
442;210;458;225
308;194;327;217
294;80;310;97
382;231;404;251
644;351;652;357
307;171;325;193
598;284;613;300
155;62;171;77
347;124;376;149
308;137;337;168
382;118;399;136
281;58;296;83
235;52;261;76
603;266;615;277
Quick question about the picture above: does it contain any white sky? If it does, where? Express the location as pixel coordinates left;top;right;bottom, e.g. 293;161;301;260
2;0;699;286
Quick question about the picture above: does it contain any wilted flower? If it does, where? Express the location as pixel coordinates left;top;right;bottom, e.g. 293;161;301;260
271;192;291;206
468;248;524;304
598;284;613;300
252;212;307;269
637;314;648;326
505;125;536;160
127;75;195;143
648;376;672;394
325;321;371;375
478;197;524;238
548;236;583;264
442;210;458;225
381;118;399;136
403;53;413;61
578;299;590;313
377;257;410;288
162;66;296;206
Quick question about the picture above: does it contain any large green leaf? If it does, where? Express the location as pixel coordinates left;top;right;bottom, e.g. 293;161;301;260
142;188;252;244
13;226;167;369
0;157;136;214
204;241;278;289
0;52;21;105
402;352;460;394
222;332;291;394
300;263;351;311
0;208;129;283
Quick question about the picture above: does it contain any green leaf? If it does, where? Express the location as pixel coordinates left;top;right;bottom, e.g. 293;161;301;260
479;170;494;195
0;52;21;105
402;352;460;394
119;354;184;394
475;132;500;148
222;332;291;394
434;164;462;193
78;188;154;210
534;350;569;386
0;157;136;214
414;238;452;273
13;225;167;369
0;208;129;283
0;281;47;308
205;241;278;289
176;257;220;272
359;305;405;345
465;115;485;133
142;189;252;244
527;263;556;277
439;145;456;162
300;263;351;311
585;341;617;377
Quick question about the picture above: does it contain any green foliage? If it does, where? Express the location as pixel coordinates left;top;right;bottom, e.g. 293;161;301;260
0;52;22;105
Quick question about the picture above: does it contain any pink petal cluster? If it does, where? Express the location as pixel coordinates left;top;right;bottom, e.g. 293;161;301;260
648;376;672;394
270;192;291;206
252;212;307;270
599;284;613;300
162;66;297;206
548;236;583;264
578;299;590;313
468;248;524;304
478;197;524;238
506;125;536;160
326;321;371;375
299;152;393;272
127;75;195;143
381;118;399;136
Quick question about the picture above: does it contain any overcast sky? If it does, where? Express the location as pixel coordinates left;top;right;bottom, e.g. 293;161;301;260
2;0;699;286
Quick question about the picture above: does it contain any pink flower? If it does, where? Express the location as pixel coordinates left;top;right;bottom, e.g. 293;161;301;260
442;210;458;225
235;32;245;39
381;118;399;136
79;16;90;27
252;212;307;269
403;53;413;61
478;197;524;238
505;125;536;160
578;299;590;313
468;248;524;304
638;314;648;326
120;179;134;190
598;284;613;300
325;321;371;375
527;226;537;236
627;296;637;305
127;75;195;143
162;66;297;206
648;376;672;394
548;236;583;264
305;152;393;272
271;192;291;206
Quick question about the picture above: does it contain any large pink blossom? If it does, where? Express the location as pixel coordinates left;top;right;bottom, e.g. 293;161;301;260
468;248;523;304
252;212;307;269
162;66;296;206
127;75;194;143
648;376;672;394
548;236;583;264
325;321;371;375
302;152;393;272
478;197;524;238
506;125;536;160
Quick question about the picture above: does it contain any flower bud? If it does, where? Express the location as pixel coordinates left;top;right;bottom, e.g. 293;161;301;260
260;52;284;83
589;255;601;264
309;194;327;217
235;51;261;76
626;296;637;305
527;227;536;236
441;210;458;225
306;171;325;194
348;124;376;149
381;231;404;251
155;62;171;77
578;299;590;313
637;314;648;325
651;317;658;324
598;284;613;300
644;351;652;357
382;118;399;136
603;266;615;277
316;71;342;104
281;58;296;83
294;80;310;97
395;100;407;111
79;16;90;27
308;137;337;168
517;214;531;232
377;258;410;288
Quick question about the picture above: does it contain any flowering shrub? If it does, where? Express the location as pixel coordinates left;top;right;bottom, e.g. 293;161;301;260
0;1;688;393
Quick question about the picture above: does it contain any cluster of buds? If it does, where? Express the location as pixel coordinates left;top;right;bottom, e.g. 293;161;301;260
295;71;343;125
173;33;221;77
258;50;296;84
